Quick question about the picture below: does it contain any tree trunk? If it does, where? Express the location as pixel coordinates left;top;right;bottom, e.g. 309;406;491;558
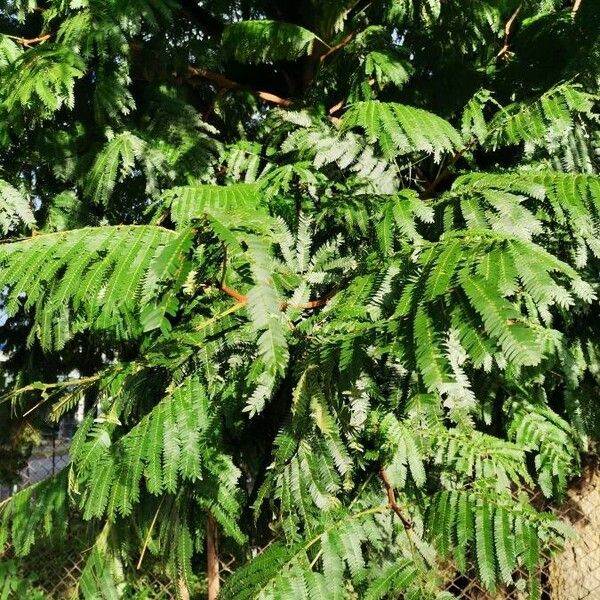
548;459;600;599
207;513;220;600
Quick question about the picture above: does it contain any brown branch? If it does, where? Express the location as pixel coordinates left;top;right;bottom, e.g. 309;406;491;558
379;468;413;530
572;0;583;15
220;284;248;304
217;283;333;310
281;289;336;311
497;4;522;59
320;32;355;63
255;90;293;107
6;33;51;47
188;66;238;89
421;139;476;199
132;40;294;109
295;297;329;310
328;100;345;116
188;66;293;107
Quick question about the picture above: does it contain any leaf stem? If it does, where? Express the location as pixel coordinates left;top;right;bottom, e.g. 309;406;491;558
379;467;413;530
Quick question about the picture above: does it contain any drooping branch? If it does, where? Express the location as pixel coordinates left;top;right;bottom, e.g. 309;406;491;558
1;374;102;407
188;66;293;107
497;3;522;59
379;468;413;530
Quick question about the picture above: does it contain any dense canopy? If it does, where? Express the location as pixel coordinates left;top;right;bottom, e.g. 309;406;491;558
0;0;599;598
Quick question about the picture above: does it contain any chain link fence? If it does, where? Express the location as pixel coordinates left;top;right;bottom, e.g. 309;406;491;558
3;443;600;599
444;458;600;600
0;434;70;501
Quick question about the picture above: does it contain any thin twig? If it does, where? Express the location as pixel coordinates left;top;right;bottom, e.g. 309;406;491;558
218;283;333;310
497;4;522;59
309;549;323;569
194;302;245;332
1;374;102;404
319;32;355;63
137;497;165;570
421;139;476;199
379;467;413;530
220;244;228;288
188;66;293;107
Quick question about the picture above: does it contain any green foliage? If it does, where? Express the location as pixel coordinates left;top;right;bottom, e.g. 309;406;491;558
222;21;319;64
0;559;45;600
486;84;597;153
0;1;598;599
0;225;179;348
363;50;413;92
341;101;463;160
84;132;149;205
167;183;262;225
2;45;85;118
0;179;35;234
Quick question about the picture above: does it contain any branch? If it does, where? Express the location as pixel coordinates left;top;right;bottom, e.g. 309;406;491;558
319;32;355;63
255;90;293;107
217;283;333;310
281;289;336;311
328;100;345;115
137;497;165;570
379;468;413;530
294;296;330;310
1;374;102;404
6;33;51;47
188;66;238;90
497;4;522;59
220;283;247;304
188;66;293;107
572;0;583;15
420;139;476;199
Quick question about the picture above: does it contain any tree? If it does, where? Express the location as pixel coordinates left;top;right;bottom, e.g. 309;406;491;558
0;0;598;598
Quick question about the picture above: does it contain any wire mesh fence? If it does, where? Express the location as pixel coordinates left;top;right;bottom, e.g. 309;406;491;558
3;445;600;599
0;435;70;501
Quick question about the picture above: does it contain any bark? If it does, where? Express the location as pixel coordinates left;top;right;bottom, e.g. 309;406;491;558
207;513;220;600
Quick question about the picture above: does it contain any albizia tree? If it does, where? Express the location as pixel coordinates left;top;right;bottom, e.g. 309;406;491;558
0;0;599;598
